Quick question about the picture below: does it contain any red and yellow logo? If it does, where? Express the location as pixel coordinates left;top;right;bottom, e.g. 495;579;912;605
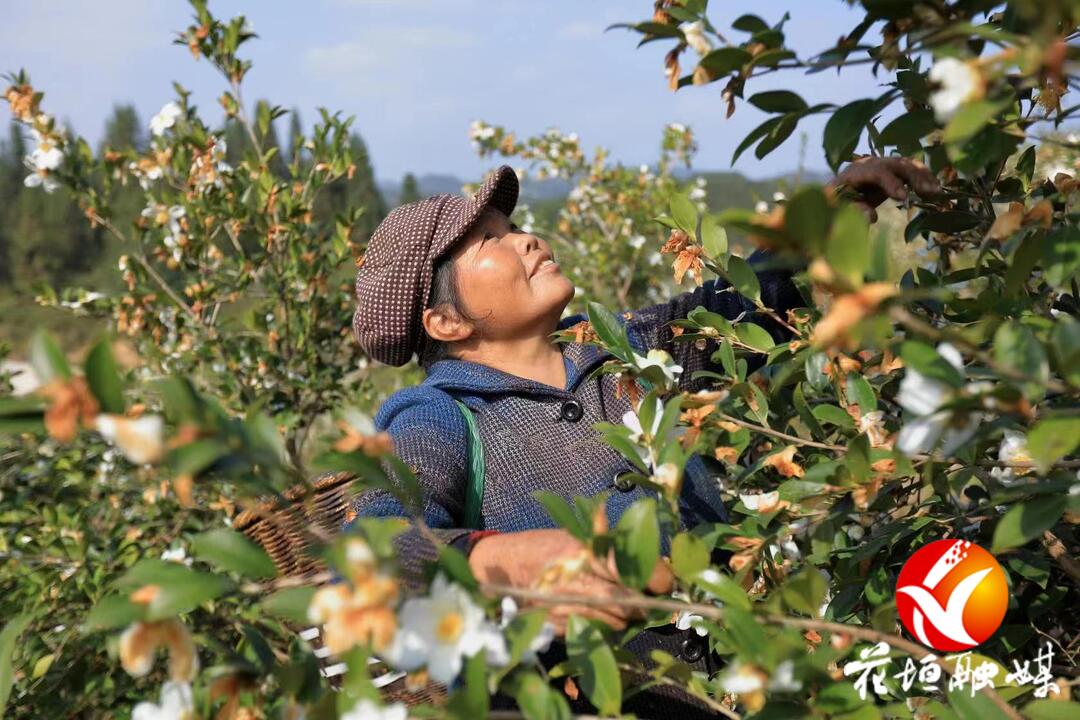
896;539;1008;652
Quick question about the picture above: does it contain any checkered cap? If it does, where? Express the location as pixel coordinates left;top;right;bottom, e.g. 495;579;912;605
352;165;519;366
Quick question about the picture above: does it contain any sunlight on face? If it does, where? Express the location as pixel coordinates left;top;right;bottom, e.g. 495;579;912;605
448;207;575;339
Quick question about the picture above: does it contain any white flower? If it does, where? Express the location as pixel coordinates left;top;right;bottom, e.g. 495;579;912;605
629;234;647;250
740;491;780;512
340;699;406;720
772;191;787;203
160;547;191;566
668;123;687;133
24;166;60;193
631;348;683;386
928;57;985;122
384;574;507;684
622;395;664;444
719;663;765;694
682;21;712;57
990;429;1034;486
858;410;891;448
95;414;165;465
755;200;769;213
499;597;555;662
30;143;64;171
896;343;979;457
150;102;183;137
131;682;194;720
769;660;803;692
675;609;708;636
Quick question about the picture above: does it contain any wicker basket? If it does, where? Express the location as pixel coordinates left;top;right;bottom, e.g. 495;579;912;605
234;471;447;706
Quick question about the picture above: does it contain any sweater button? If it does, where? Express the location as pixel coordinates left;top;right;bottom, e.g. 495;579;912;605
559;399;584;422
613;471;635;492
679;633;706;663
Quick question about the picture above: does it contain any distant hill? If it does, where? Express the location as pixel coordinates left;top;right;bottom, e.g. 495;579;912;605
377;168;829;213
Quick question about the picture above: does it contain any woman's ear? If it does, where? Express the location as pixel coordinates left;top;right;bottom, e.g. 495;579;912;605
422;305;475;344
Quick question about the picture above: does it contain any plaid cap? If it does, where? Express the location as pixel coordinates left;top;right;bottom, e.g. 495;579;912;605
352;164;519;366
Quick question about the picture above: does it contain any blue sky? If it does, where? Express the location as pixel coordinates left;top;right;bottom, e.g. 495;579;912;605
1;0;882;183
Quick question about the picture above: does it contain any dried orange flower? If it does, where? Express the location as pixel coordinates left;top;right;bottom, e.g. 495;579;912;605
811;283;897;349
38;377;99;443
762;446;805;478
119;619;199;682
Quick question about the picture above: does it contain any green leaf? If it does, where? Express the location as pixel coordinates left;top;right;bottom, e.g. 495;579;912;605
755;113;797;159
732;14;769;33
784;186;831;254
781;568;827;618
447;652;489;719
693;569;751;611
948;686;1013;720
722;606;768;662
671;533;709;581
900;341;964;388
115;560;230;620
725;255;761;304
826;203;870;286
733;117;781;165
734;323;775;353
943;99;1009;144
29;330;71;383
566;617;621;715
508;672;572;720
748;90;808;114
823;98;878;170
0;614;32;714
587;302;633;362
84;338;124;414
1044;224;1080;290
991;495;1067;553
1026;418;1080;473
669;193;698;237
846;374;877;413
698;47;752;77
879;108;936;148
993;322;1049;400
1022;700;1080;720
614;498;659;590
84;595;142;631
813;404;855;429
261;586;317;624
1050;316;1080;387
700;213;727;259
191;528;277;579
534;491;590;540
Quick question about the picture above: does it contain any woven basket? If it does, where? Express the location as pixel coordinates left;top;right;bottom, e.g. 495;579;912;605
234;471;447;707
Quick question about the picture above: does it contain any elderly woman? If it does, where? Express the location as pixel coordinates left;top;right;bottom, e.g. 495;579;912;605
349;159;937;714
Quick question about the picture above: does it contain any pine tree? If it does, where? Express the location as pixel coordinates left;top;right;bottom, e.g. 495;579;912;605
399;172;421;204
99;104;145;155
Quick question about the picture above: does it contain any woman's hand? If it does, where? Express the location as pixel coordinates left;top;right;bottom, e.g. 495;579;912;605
468;528;674;635
832;156;943;222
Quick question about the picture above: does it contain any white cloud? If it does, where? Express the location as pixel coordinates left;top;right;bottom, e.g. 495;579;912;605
303;27;476;100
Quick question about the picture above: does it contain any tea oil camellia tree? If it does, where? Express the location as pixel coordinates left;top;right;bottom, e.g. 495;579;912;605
2;0;1080;719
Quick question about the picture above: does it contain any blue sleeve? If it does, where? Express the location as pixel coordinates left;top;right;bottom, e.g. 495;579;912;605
347;386;473;590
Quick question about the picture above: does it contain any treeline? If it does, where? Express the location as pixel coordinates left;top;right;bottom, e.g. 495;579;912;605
0;103;392;346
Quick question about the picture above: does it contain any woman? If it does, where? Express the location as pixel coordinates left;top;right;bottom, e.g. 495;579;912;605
349;159;937;712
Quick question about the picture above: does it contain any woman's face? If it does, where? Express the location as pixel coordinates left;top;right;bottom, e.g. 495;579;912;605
448;206;575;338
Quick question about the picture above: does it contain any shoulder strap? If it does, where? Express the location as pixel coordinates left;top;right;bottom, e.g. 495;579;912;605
453;399;486;529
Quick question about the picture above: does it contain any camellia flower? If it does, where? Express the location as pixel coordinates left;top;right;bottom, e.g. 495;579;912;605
23;157;61;192
96;414;165;465
29;128;64;171
119;619;199;682
131;681;194;720
896;343;980;458
631;348;683;387
622;395;665;467
857;410;892;449
651;461;683;499
718;662;768;712
740;490;786;513
307;538;399;655
928;57;985;122
384;574;508;684
340;699;407;720
150;101;183;137
990;429;1034;486
682;21;712;57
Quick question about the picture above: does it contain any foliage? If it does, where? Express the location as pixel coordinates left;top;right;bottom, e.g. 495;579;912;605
3;1;1080;719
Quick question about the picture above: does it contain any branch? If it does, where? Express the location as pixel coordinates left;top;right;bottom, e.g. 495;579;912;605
480;582;1024;720
1042;530;1080;590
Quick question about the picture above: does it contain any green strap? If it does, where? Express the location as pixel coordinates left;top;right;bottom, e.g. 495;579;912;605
454;399;486;529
